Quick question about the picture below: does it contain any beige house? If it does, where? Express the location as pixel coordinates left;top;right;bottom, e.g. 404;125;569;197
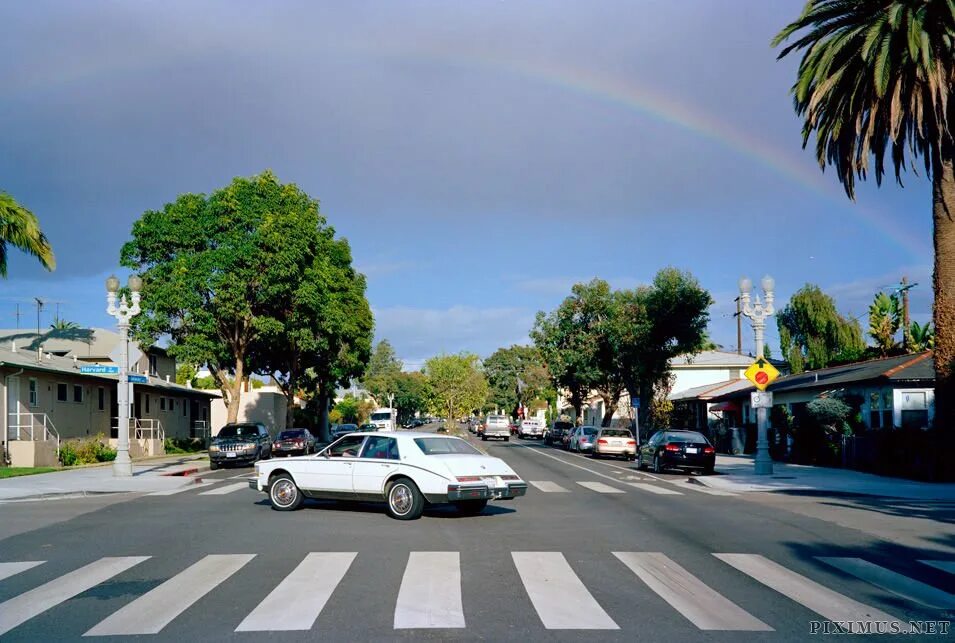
0;330;216;467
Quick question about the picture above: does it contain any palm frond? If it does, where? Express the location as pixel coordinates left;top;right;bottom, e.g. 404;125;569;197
0;191;56;277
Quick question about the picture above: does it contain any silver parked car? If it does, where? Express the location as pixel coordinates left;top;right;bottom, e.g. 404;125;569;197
569;426;598;453
591;428;637;460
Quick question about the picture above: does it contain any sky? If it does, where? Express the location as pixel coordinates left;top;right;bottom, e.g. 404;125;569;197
0;0;934;371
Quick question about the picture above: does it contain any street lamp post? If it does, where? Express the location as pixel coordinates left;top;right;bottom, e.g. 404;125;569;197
739;275;775;476
106;274;142;477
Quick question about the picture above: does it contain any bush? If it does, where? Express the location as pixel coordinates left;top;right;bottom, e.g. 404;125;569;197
59;434;116;465
164;437;206;454
59;442;78;466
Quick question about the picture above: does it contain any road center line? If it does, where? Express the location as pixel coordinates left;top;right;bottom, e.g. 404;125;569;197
513;444;658;486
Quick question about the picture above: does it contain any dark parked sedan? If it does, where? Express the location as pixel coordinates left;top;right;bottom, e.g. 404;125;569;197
272;428;317;457
637;430;716;474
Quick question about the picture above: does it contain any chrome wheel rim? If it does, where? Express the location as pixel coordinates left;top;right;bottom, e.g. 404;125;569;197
390;484;413;515
272;479;296;506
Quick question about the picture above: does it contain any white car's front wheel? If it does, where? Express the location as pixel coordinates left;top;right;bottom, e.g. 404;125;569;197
386;478;424;520
269;474;303;511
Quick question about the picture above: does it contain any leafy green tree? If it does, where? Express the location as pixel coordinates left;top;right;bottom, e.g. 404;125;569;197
121;171;321;424
333;395;366;424
868;292;902;356
362;340;403;405
777;285;866;373
0;191;55;277
424;353;488;425
175;363;197;387
483;345;553;415
393;371;432;424
773;1;954;429
910;320;936;351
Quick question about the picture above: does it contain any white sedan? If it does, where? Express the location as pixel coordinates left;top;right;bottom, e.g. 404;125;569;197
250;431;528;520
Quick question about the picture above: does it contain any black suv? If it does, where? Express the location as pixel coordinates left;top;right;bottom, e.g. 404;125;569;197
545;421;575;446
209;422;272;469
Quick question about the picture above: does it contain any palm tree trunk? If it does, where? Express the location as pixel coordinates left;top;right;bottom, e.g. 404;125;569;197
933;140;955;479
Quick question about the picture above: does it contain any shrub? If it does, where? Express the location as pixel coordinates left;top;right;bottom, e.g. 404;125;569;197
59;442;78;466
60;433;116;465
163;437;206;454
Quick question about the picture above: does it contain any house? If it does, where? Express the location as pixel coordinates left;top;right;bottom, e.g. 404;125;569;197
560;350;784;427
707;351;935;431
0;330;217;468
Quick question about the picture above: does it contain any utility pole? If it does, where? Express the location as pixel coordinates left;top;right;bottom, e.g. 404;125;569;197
34;298;43;356
14;303;21;329
898;277;917;351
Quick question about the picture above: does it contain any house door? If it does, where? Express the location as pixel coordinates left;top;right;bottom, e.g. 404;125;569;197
6;376;20;440
134;392;142;419
110;387;119;438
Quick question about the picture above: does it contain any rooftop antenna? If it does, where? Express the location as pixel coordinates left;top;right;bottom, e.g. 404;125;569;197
13;303;22;329
34;297;44;362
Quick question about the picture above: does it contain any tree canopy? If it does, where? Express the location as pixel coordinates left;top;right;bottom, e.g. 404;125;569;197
868;292;902;356
362;340;404;405
424;353;488;423
777;284;866;373
483;345;553;415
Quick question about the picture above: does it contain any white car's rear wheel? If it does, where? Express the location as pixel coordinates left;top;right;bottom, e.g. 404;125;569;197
386;478;424;520
269;474;303;511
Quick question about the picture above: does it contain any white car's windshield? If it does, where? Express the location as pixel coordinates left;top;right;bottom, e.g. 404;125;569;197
414;437;482;455
371;412;391;421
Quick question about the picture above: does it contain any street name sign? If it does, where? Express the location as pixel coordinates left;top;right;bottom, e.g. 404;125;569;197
751;391;773;409
631;397;641;409
744;357;780;391
128;375;148;384
80;365;119;375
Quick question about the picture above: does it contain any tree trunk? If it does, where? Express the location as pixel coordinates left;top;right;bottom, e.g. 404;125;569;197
570;387;584;424
315;390;331;442
226;358;244;424
933;141;955;480
599;391;619;427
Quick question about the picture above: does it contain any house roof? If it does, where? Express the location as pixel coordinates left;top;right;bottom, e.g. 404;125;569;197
670;350;786;369
0;342;216;396
669;378;752;402
708;352;934;402
0;327;140;359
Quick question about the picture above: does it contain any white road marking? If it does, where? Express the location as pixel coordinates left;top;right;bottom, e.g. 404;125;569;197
715;554;907;633
919;560;955;575
236;552;355;631
148;482;214;496
198;482;249;495
228;473;255;480
85;554;254;636
512;552;618;630
0;556;149;636
394;552;465;629
0;561;44;582
515;445;646;486
667;481;737;496
528;481;570;493
818;557;955;609
624;483;683;495
614;552;771;631
576;481;625;494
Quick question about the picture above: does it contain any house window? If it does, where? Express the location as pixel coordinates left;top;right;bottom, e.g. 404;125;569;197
98;387;105;411
900;392;929;429
56;383;68;402
160;397;166;412
148;354;158;376
869;391;882;429
29;379;38;407
145;394;150;414
73;384;83;403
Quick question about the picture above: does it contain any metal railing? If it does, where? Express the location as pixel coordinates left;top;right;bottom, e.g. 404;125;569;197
136;419;165;443
6;412;60;454
191;420;209;440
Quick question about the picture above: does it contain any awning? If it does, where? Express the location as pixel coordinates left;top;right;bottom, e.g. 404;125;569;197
708;401;739;413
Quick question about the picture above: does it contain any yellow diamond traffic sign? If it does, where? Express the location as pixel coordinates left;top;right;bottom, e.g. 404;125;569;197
744;358;779;391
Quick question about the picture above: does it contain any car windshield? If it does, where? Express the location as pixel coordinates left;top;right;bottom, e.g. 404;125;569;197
217;425;258;438
601;429;631;438
582;427;597;435
665;431;707;443
553;422;573;431
277;430;305;439
371;412;391;421
414;437;483;455
335;424;358;432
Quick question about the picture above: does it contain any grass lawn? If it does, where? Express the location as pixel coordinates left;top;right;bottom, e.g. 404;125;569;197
0;467;58;479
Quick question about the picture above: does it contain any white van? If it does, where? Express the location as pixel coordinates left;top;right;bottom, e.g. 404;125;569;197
370;408;396;431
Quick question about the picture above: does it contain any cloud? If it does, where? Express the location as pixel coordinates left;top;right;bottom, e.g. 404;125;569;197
825;265;932;322
511;275;648;295
373;305;535;367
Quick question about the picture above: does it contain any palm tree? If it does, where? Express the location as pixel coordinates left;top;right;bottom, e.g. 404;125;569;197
773;1;954;431
50;318;79;330
0;191;55;277
868;292;901;356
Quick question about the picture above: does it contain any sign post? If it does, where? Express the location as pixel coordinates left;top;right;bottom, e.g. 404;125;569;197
631;397;641;445
744;358;780;475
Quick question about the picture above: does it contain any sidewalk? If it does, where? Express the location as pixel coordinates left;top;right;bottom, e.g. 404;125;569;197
699;455;955;501
0;455;211;501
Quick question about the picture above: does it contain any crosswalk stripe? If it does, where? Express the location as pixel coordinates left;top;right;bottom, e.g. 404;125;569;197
236;552;355;632
85;554;254;636
714;554;907;634
512;552;618;630
0;561;44;582
0;556;149;637
528;481;570;493
919;560;955;575
394;552;465;629
148;482;214;496
576;481;625;494
624;483;683;495
667;481;737;496
614;552;771;631
818;557;955;609
198;482;249;495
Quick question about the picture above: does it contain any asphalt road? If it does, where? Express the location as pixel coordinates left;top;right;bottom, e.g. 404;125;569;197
1;423;953;641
